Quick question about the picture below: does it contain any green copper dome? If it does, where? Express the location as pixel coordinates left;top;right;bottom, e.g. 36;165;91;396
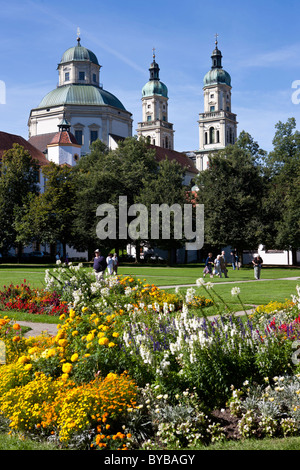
203;68;231;87
203;40;231;87
142;80;168;98
60;43;99;66
142;54;168;98
37;84;126;110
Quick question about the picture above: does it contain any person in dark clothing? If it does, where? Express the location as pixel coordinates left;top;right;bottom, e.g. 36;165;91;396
252;254;263;280
203;252;214;278
93;249;107;282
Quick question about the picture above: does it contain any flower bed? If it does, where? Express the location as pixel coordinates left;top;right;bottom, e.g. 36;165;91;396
0;265;300;449
0;280;68;316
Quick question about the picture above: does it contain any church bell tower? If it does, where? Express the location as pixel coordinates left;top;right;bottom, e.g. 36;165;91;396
196;35;238;171
137;50;174;149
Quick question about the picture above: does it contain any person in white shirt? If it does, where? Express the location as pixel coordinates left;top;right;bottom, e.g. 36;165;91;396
106;253;114;275
112;253;118;274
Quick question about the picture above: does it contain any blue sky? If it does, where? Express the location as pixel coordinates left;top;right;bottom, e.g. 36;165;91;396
1;0;300;152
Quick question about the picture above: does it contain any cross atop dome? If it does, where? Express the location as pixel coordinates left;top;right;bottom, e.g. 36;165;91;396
77;27;81;45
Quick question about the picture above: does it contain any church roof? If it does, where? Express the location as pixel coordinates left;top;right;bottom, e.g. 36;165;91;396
60;43;99;66
0;131;49;166
149;145;198;174
203;68;231;87
142;80;168;98
49;130;79;146
28;133;57;153
203;39;231;87
35;84;127;111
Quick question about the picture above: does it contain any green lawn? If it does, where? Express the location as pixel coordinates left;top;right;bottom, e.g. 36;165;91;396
118;264;300;286
1;263;299;291
0;263;299;322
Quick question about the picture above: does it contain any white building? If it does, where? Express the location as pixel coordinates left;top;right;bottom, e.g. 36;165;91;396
28;34;132;155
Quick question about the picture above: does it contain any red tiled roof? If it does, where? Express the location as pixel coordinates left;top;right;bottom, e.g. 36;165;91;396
149;145;198;174
48;130;79;146
28;133;57;153
0;131;49;166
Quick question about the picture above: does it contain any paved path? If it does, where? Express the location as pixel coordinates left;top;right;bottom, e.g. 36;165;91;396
18;321;58;338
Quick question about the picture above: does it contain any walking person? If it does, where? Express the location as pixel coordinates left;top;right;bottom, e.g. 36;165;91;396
93;249;107;283
220;250;228;278
214;255;222;277
106;253;114;275
230;251;236;270
252;254;263;280
203;252;214;278
112;253;118;275
235;253;240;270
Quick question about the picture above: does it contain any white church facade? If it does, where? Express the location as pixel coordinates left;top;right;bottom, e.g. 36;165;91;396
28;34;132;157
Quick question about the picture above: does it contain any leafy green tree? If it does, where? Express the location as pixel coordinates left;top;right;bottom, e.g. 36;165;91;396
137;158;188;264
15;162;76;260
195;136;265;257
71;138;158;259
0;144;39;255
264;118;300;263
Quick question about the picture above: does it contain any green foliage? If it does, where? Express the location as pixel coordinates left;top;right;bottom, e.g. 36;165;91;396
195;135;265;253
0;144;39;253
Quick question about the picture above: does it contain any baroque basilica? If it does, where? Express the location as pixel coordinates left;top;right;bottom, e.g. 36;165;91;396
26;33;235;176
2;33;293;265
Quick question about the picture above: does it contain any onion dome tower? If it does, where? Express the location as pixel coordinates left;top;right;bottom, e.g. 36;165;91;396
137;49;174;149
196;35;238;171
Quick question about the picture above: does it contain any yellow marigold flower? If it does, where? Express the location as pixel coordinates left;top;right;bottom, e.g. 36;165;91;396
86;333;94;342
106;372;117;380
12;336;20;343
58;339;68;347
112;332;119;338
55;331;64;341
18;355;30;364
71;353;79;362
62;363;72;374
59;314;66;320
98;337;109;346
72;330;78;336
46;349;56;358
28;347;38;355
24;364;32;371
69;308;76;317
82;306;88;313
108;342;115;348
13;323;21;330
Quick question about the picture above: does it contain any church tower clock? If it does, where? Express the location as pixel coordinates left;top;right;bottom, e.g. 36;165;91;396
137;50;174;149
196;36;238;171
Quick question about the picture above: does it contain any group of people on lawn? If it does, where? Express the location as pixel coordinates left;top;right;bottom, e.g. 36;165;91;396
93;250;118;283
203;251;263;279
